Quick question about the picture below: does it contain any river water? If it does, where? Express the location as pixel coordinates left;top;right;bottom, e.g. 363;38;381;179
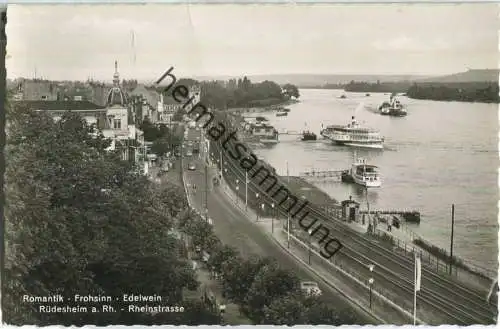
253;88;498;273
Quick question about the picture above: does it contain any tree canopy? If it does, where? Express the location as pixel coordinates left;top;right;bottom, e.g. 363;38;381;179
5;103;359;326
407;82;499;103
4;105;214;325
282;83;300;99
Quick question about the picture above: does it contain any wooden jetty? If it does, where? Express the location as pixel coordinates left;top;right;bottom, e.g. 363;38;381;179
299;169;345;180
277;129;302;136
361;210;421;223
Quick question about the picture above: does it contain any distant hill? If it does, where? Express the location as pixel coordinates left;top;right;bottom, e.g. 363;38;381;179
191;74;432;87
418;69;499;83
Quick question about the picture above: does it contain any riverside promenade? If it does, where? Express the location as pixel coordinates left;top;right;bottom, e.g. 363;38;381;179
201;112;497;325
182;128;408;324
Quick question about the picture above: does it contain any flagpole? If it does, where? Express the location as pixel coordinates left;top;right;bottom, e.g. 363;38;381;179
413;252;417;325
413;252;416;325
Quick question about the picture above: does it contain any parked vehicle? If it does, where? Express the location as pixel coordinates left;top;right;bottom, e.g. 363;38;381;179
188;163;196;171
300;281;322;296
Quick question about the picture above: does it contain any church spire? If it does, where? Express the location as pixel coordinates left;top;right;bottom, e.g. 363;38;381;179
107;60;127;107
113;60;120;86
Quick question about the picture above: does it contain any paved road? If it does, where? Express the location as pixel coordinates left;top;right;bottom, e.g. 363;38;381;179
205;112;498;325
182;127;379;325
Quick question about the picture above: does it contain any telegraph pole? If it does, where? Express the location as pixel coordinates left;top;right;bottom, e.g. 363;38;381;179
449;204;455;275
245;171;248;211
205;163;208;221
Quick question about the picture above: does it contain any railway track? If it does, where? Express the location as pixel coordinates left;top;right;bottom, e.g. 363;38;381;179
206;117;497;324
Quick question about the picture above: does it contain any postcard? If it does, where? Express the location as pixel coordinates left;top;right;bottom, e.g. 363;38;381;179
3;2;498;326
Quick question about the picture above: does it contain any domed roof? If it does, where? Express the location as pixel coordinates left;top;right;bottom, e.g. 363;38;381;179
106;60;127;107
107;86;127;107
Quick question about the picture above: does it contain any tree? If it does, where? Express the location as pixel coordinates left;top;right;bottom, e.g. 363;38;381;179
4;108;200;325
282;83;300;99
174;299;221;325
151;136;172;157
220;256;272;306
262;294;308;325
179;213;220;253
139;118;161;142
150;126;181;157
302;297;357;325
207;245;239;274
243;261;301;323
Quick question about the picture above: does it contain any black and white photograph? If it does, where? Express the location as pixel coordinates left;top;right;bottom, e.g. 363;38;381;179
2;2;499;326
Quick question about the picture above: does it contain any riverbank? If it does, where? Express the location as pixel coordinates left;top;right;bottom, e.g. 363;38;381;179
214;110;496;290
227;98;299;113
413;237;495;283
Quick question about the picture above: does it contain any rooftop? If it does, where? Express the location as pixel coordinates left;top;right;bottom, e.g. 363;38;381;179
13;100;105;112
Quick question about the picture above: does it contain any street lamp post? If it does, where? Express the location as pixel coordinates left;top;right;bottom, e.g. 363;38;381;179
308;229;313;265
255;193;260;221
271;203;275;233
260;203;265;223
368;264;375;309
245;171;249;211
219;148;223;177
235;179;239;204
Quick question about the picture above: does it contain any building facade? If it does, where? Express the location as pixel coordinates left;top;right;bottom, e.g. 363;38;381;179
14;79;58;101
130;84;160;123
14;62;145;164
100;61;144;161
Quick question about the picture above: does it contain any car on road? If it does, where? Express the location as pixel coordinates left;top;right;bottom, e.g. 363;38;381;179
188;163;196;171
186;150;193;157
161;162;170;173
300;281;322;296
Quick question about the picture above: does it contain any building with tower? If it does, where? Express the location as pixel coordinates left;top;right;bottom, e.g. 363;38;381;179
100;61;143;162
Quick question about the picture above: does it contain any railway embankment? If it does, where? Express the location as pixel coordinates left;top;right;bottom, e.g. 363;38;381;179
214;110;495;296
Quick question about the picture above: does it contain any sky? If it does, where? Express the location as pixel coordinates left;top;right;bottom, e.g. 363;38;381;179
6;3;499;81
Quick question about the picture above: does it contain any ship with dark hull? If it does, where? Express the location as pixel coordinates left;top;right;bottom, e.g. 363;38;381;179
379;95;407;117
301;131;317;141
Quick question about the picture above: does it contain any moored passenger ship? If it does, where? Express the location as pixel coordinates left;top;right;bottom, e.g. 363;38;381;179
251;123;279;145
321;116;384;149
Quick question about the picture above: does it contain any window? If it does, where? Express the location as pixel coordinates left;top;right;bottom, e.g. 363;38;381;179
113;119;121;129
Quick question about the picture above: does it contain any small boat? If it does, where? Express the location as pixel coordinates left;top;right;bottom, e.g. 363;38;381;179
344;157;381;188
301;131;317;141
276;111;288;117
378;95;407;117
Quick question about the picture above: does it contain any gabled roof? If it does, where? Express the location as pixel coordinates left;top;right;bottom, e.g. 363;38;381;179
13;100;106;111
341;199;360;206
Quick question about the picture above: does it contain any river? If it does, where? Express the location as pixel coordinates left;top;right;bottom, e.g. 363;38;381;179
252;88;498;273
